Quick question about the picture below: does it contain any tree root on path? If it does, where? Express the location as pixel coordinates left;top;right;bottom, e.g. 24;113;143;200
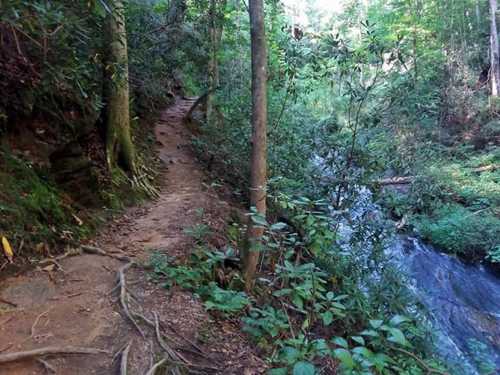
81;245;131;262
117;263;146;338
37;358;56;373
145;358;167;375
120;341;132;375
114;263;221;374
0;346;107;365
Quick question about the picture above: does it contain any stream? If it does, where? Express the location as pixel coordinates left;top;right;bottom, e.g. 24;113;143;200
391;237;500;374
334;185;500;374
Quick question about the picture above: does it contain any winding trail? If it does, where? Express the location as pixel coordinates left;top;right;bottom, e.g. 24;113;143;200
0;98;264;374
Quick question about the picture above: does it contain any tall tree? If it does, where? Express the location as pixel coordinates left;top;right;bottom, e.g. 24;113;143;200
243;0;268;290
105;0;136;172
206;0;226;127
490;0;500;98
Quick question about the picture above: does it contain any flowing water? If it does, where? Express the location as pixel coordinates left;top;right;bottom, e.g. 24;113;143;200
334;186;500;374
390;237;500;374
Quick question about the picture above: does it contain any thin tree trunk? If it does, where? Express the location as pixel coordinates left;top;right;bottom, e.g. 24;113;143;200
207;0;226;127
490;0;500;97
207;0;219;127
243;0;268;291
105;0;135;172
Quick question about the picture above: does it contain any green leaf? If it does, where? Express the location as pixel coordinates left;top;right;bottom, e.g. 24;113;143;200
351;336;365;345
292;361;316;375
332;336;349;349
269;368;288;375
369;319;383;329
352;346;373;358
250;212;268;227
321;311;333;326
388;328;409;347
389;315;410;326
270;222;288;231
281;347;300;363
360;329;379;337
334;348;354;369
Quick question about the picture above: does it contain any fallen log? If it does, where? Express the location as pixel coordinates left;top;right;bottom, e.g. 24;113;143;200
376;176;415;185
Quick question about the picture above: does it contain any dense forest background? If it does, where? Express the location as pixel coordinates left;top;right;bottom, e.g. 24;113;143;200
0;0;499;374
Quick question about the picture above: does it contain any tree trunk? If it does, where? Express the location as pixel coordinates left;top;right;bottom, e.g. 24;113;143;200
490;0;500;97
105;0;135;173
207;0;225;127
243;0;268;291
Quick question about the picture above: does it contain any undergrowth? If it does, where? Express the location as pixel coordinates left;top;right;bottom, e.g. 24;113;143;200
150;194;447;375
0;149;92;259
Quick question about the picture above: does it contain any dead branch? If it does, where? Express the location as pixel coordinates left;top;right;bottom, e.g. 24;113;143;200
0;297;17;308
0;346;107;364
145;358;167;375
376;176;415;186
120;341;132;375
81;245;131;262
472;164;499;173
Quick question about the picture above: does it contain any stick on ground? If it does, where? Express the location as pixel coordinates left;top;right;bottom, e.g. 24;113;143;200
0;346;107;364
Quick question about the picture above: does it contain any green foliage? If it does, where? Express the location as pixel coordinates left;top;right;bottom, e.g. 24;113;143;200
243;306;290;340
0;150;91;254
183;223;211;243
199;282;249;315
150;246;248;316
415;204;500;259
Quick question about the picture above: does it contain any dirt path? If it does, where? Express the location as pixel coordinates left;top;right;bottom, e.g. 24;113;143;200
0;98;264;374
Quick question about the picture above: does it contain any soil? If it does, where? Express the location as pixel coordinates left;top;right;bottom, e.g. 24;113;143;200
0;98;265;374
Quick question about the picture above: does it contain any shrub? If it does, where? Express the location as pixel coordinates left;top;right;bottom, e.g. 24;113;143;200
415;204;500;259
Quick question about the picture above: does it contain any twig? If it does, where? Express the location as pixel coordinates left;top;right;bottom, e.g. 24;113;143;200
161;321;207;357
31;309;51;337
390;346;448;375
66;292;83;298
0;346;107;364
145;358;167;375
0;316;13;327
37;358;56;373
0;343;13;353
120;341;132;375
0;297;17;308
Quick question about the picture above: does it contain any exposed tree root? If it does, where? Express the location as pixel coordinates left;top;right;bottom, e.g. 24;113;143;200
31;309;51;338
120;341;132;375
0;346;107;364
145;358;167;375
37;358;56;373
117;263;145;338
114;263;221;374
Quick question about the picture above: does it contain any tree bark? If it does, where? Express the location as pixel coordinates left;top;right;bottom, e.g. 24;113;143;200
490;0;500;97
105;0;135;173
243;0;268;291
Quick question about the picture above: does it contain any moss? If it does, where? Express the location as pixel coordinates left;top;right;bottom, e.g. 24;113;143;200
0;149;92;257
